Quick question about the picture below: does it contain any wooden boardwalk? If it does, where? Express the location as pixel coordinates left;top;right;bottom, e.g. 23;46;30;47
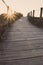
0;17;43;65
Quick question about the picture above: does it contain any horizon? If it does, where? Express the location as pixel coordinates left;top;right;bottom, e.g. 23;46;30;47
0;0;43;16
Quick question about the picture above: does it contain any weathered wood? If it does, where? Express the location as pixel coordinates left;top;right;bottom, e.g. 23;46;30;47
33;10;35;17
40;7;43;17
0;17;43;65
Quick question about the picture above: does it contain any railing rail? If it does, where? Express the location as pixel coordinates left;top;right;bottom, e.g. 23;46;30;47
28;7;43;18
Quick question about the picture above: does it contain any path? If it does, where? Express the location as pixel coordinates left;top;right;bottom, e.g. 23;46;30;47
0;17;43;65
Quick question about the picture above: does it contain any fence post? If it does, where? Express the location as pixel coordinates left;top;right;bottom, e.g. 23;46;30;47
33;10;35;17
40;8;43;18
31;11;32;16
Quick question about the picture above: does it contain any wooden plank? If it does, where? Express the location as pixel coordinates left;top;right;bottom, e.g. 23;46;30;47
0;17;43;65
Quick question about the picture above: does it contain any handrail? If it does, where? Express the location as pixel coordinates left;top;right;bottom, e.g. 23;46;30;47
28;7;43;18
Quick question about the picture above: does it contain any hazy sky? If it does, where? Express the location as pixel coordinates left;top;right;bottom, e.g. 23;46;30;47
0;0;43;16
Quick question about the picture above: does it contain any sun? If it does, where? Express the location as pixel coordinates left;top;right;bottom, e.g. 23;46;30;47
0;0;17;22
1;2;17;22
2;9;16;22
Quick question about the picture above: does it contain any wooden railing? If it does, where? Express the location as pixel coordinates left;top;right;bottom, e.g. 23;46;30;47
27;7;43;28
28;7;43;18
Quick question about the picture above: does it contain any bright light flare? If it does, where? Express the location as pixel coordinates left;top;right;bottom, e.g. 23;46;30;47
6;8;16;21
5;14;16;21
1;3;16;22
3;10;16;22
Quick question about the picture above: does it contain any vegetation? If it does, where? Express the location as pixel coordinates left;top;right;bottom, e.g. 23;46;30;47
0;12;23;38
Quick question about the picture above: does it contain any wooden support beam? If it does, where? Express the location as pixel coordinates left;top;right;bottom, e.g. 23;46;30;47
30;11;32;16
33;10;35;17
40;8;43;18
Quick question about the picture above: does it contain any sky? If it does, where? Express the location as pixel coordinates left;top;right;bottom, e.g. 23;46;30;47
0;0;43;16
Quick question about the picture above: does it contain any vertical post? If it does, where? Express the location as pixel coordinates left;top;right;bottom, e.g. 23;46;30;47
31;11;32;16
40;8;43;18
33;10;35;17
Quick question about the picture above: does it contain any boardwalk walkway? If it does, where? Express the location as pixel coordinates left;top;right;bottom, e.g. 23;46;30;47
0;17;43;65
